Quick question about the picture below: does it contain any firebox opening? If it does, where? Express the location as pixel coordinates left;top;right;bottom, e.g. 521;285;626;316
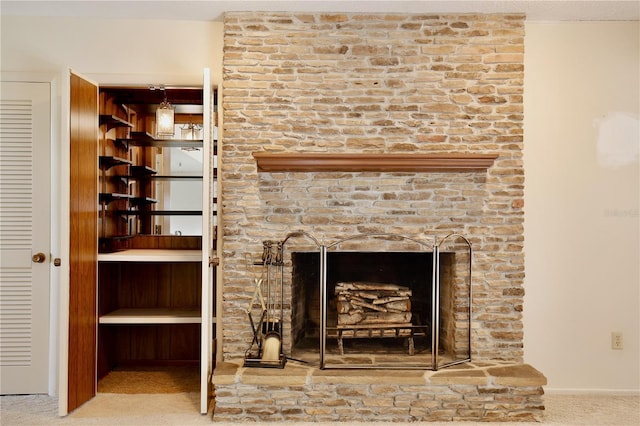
292;251;454;365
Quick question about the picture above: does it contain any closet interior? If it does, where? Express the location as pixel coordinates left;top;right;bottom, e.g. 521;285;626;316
95;85;216;395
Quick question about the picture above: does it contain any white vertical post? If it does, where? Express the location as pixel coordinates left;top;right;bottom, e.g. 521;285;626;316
200;67;212;414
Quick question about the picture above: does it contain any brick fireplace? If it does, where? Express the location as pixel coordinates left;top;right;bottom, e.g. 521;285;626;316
215;12;545;422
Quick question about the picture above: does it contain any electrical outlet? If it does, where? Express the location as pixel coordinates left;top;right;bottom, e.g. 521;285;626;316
611;332;623;350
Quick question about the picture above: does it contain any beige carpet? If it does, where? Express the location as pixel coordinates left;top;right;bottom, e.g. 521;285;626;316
0;393;638;425
0;393;211;425
97;365;200;394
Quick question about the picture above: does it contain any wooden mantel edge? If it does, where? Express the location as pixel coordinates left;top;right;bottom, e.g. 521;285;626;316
252;152;498;172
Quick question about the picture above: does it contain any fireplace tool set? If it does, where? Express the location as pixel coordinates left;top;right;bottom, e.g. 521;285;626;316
244;240;287;368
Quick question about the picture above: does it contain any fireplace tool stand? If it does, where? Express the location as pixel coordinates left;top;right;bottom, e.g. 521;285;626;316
244;240;287;368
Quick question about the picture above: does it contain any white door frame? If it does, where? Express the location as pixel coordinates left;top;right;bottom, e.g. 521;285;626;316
201;67;213;414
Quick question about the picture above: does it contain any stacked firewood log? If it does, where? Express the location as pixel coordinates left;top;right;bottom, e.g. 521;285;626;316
335;281;412;337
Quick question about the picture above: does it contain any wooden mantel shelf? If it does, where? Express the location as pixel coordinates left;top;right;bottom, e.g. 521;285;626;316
253;152;498;172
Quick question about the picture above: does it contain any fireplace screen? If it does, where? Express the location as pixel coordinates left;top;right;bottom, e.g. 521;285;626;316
249;231;472;370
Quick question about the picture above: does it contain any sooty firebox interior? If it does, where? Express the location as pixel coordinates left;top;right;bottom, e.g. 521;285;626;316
291;251;435;357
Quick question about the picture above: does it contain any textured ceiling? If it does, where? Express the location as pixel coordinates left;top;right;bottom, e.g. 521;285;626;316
1;1;639;22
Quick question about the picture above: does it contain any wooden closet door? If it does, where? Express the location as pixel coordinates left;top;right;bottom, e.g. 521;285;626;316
68;72;98;412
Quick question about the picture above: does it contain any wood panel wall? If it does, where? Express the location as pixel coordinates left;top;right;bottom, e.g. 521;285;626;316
97;236;202;379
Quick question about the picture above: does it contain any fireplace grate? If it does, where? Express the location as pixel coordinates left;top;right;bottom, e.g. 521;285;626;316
329;324;430;356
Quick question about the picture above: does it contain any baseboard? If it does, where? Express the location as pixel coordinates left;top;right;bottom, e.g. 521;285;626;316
545;387;640;396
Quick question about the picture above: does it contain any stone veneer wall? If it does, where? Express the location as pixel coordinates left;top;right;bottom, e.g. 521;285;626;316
222;12;525;362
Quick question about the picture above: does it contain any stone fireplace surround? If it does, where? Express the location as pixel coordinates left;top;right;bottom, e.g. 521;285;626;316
216;11;546;422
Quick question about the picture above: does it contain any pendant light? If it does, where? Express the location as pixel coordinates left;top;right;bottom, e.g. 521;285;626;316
156;90;175;136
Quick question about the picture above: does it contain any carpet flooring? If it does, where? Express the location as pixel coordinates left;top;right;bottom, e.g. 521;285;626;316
0;393;638;425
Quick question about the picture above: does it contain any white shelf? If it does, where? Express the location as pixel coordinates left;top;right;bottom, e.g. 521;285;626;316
99;308;202;324
98;249;201;262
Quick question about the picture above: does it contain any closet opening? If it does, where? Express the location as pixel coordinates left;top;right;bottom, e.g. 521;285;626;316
96;85;215;395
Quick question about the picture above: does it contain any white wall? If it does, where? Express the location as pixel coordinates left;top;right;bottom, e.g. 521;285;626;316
1;16;223;85
524;22;639;393
2;15;638;393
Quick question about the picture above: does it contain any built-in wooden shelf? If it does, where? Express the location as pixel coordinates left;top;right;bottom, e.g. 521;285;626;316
99;308;202;325
134;175;203;181
117;210;203;216
99;155;132;170
130;196;158;206
129;165;158;176
252;152;498;172
99;192;133;204
98;249;202;262
99;114;134;132
119;131;203;149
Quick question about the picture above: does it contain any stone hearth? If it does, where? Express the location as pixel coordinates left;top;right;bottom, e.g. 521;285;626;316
212;361;546;422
